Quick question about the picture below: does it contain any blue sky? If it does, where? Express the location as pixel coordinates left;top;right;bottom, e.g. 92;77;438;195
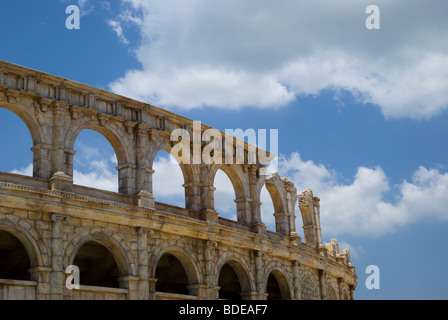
1;0;448;299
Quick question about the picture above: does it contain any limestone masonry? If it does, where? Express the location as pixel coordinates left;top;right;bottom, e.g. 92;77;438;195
0;60;356;300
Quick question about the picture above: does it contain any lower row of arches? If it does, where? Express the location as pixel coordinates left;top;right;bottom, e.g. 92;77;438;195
0;228;347;300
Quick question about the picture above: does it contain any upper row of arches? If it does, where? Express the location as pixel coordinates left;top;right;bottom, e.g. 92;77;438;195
0;107;300;235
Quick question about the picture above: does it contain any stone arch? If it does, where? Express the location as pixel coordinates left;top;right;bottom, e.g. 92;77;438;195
210;164;250;223
150;148;194;206
65;229;136;282
264;266;292;300
65;116;133;168
0;218;49;280
210;164;248;199
152;247;201;296
264;173;287;214
0;101;49;178
0;99;44;147
215;255;254;300
147;134;197;209
326;285;338;300
301;276;318;300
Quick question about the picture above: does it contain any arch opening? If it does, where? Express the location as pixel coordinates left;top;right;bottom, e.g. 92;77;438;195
72;129;119;192
259;184;276;231
0;229;32;281
152;150;186;208
265;270;290;300
213;169;238;221
72;240;121;288
0;108;33;176
155;253;190;295
218;263;242;300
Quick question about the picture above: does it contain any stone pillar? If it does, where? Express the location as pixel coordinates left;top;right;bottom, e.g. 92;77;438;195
318;270;327;300
31;143;53;179
298;189;321;247
292;261;301;300
136;227;149;300
337;277;344;300
29;266;52;300
254;251;265;300
273;211;290;236
313;196;322;246
234;197;252;224
116;163;136;195
203;240;217;299
48;103;73;191
135;124;156;209
184;182;201;212
118;276;140;300
284;179;298;235
50;213;71;300
248;165;266;233
51;103;68;175
201;185;219;222
148;278;157;300
349;284;355;300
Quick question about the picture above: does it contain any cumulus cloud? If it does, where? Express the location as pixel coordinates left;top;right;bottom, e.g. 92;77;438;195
10;151;448;238
278;153;448;238
73;160;118;192
107;0;448;119
10;164;33;177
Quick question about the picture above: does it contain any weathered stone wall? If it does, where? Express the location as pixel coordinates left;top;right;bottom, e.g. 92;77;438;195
0;60;357;300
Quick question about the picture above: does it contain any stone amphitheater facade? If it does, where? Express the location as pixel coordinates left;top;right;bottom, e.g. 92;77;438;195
0;60;356;300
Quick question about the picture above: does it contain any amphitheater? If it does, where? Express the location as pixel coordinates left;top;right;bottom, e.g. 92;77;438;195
0;60;357;300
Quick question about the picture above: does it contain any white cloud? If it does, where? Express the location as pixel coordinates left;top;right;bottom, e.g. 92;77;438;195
10;154;448;239
10;164;33;177
152;153;185;205
278;153;448;238
108;0;448;119
73;160;118;192
107;20;129;45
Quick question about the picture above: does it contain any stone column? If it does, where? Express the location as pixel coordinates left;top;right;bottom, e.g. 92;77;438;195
203;240;217;299
248;165;266;233
284;179;298;235
31;143;53;179
48;103;73;191
349;284;355;300
134;126;157;207
148;278;157;300
135;227;150;300
273;211;290;236
183;182;201;212
50;213;71;300
337;277;344;300
292;261;301;300
116;163;136;195
254;251;265;300
118;276;140;300
318;270;327;300
51;104;67;175
234;197;252;224
201;185;219;222
29;266;52;300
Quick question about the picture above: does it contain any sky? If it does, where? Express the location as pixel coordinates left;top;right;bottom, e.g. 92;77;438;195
1;0;448;299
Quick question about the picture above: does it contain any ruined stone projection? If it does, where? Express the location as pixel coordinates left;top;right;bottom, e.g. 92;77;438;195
0;60;356;300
